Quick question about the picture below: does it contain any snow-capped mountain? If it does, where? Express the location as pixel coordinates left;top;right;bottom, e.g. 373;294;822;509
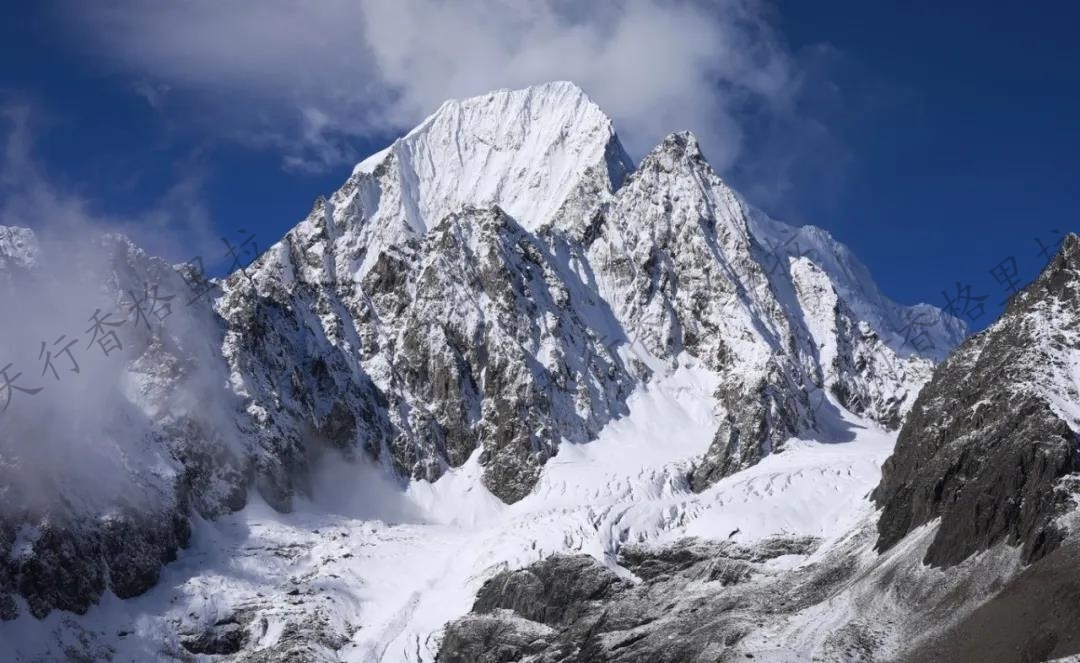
224;82;958;505
0;82;988;660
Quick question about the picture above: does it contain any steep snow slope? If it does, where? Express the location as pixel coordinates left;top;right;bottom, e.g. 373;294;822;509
331;80;632;278
747;212;966;362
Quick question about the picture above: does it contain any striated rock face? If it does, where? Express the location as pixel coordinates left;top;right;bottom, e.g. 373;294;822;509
874;234;1080;566
228;201;636;502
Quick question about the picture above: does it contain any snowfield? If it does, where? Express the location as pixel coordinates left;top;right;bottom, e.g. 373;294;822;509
1;361;896;662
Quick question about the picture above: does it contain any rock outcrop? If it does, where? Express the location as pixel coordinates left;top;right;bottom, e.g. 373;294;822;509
438;536;827;663
874;234;1080;566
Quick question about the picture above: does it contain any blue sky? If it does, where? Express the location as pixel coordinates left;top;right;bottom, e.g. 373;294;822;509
1;1;1076;331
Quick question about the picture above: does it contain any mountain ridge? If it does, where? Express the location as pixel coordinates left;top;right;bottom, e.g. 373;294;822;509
0;81;965;630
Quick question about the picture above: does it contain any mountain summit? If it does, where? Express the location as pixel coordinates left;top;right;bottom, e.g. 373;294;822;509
225;81;961;504
352;81;632;232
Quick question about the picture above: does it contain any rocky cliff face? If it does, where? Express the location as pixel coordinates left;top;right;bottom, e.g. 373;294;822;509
0;82;961;620
874;233;1080;567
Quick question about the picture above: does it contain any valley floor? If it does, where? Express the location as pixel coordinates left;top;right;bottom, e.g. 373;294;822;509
0;362;897;662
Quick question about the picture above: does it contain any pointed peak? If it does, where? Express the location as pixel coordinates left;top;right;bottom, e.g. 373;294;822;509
434;80;597;113
351;81;616;179
404;80;614;147
343;82;631;234
1059;231;1080;259
1013;230;1080;309
652;131;705;158
1040;231;1080;281
633;131;712;178
666;130;703;150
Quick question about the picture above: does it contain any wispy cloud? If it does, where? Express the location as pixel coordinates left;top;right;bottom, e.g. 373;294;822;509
66;0;799;174
0;99;216;261
132;80;171;110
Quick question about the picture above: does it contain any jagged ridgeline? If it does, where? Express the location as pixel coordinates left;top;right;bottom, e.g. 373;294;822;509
875;233;1080;567
0;82;961;619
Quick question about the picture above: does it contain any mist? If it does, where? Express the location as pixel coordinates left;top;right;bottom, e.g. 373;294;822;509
0;221;243;520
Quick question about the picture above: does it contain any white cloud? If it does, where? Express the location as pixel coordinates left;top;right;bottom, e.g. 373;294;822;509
69;0;797;172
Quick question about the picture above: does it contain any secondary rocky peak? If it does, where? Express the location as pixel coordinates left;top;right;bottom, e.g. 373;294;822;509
1004;231;1080;316
629;130;726;200
647;129;706;157
874;233;1080;567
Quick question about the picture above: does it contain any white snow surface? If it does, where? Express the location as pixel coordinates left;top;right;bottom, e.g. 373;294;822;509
349;80;621;233
0;361;896;662
330;81;629;278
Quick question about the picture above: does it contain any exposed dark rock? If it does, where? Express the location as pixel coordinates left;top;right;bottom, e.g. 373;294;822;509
440;611;554;663
875;234;1080;567
438;536;826;662
8;502;192;619
15;526;105;618
100;508;191;599
181;619;248;655
472;554;629;627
